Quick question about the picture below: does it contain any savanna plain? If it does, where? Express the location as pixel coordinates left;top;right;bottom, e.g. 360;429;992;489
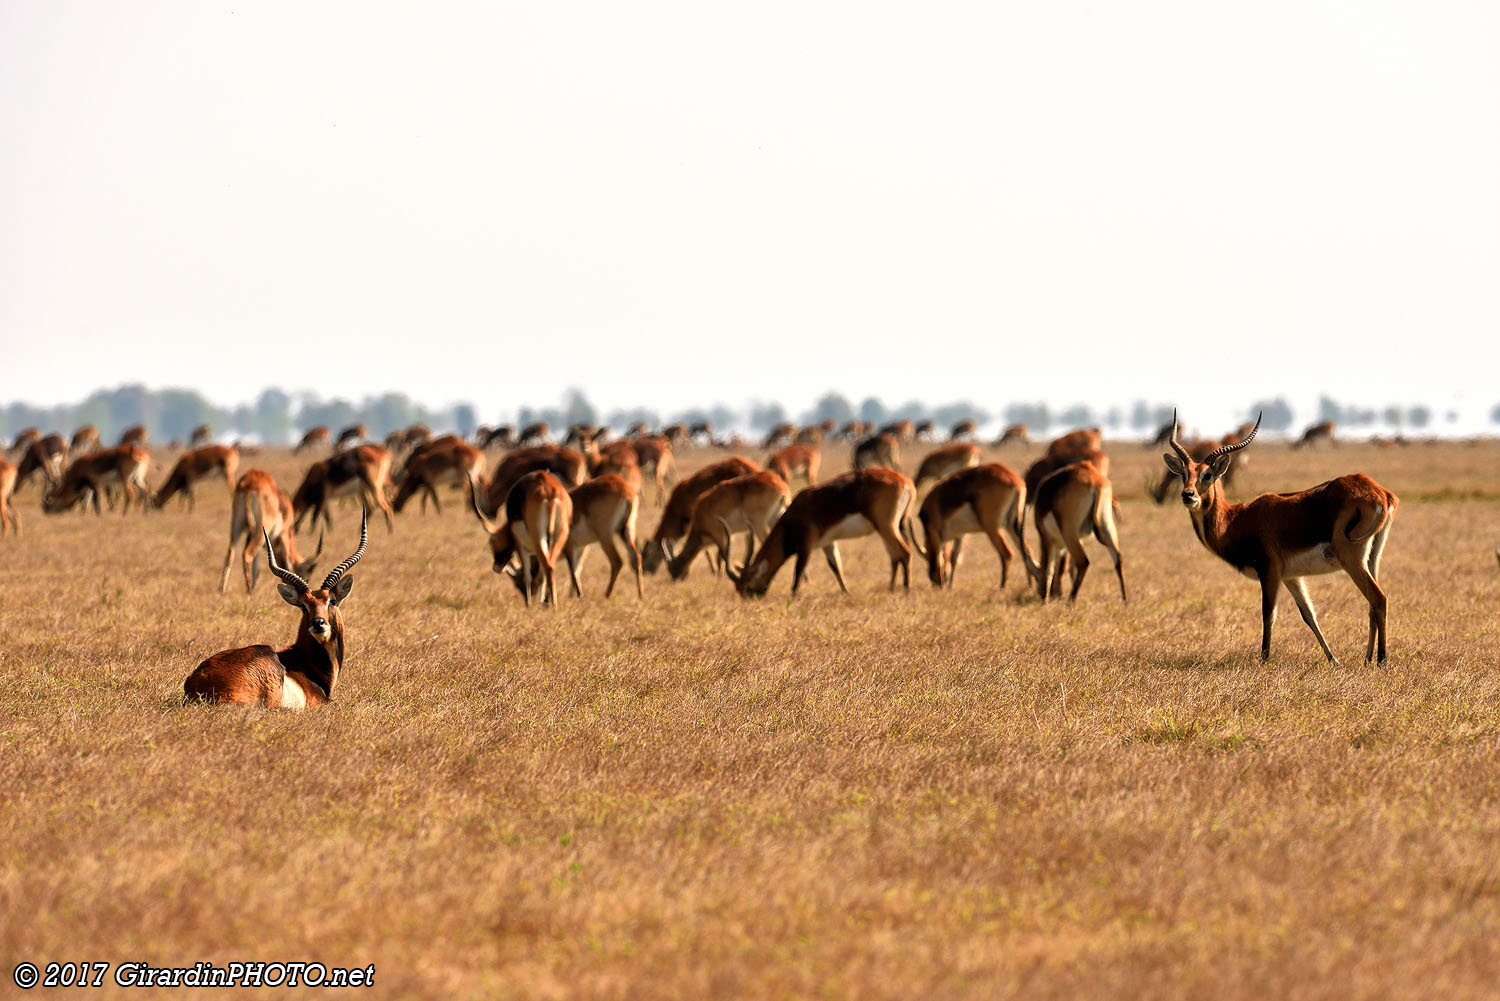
3;438;1499;1000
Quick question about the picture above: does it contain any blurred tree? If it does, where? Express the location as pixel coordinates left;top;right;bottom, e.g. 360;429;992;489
932;400;990;427
1245;398;1293;433
804;392;855;426
255;388;294;444
453;403;478;438
157;388;216;440
1004;402;1051;431
562;389;597;428
1407;405;1431;429
366;392;417;436
297;397;360;433
747;400;786;432
858;397;888;425
1057;404;1095;428
605;407;661;431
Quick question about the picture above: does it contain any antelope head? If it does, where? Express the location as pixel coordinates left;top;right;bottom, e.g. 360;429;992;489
265;508;366;652
1162;411;1260;511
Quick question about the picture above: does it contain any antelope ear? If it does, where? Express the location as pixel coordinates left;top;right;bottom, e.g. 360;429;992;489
1162;453;1186;477
330;574;354;605
1208;453;1234;480
277;583;303;607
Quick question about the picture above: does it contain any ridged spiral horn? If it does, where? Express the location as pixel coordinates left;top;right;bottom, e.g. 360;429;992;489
1167;409;1191;465
1204;412;1262;465
264;528;312;593
320;507;368;591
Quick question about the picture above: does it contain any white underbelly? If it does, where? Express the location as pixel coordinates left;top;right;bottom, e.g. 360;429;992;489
815;513;872;548
943;506;982;540
1283;544;1341;578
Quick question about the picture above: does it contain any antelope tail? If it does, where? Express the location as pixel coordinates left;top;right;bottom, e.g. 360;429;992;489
1346;504;1389;543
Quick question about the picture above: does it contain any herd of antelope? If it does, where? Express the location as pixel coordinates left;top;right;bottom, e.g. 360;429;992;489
2;412;1414;709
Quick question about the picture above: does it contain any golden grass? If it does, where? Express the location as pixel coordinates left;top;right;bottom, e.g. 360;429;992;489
3;439;1500;999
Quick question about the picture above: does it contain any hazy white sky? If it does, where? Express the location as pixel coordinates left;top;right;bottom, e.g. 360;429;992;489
3;1;1497;427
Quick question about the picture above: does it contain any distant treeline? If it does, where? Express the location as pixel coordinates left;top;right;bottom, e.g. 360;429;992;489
0;385;1474;446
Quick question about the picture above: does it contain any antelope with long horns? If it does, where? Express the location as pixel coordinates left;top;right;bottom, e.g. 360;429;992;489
1163;413;1397;664
467;471;572;608
185;509;366;708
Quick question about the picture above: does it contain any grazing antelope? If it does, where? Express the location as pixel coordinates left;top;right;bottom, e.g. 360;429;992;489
726;468;916;598
641;456;761;573
154;444;239;510
70;425;101;454
659;423;689;447
189;424;214;447
627;435;674;504
585;438;645;493
949;419;977;441
43;445;151;515
689;421;716;446
853;433;901;472
467;471;571;607
334;423;367;450
1023;447;1109;497
1031;461;1126;604
0;459;18;538
517;421;551;446
994;423;1029;447
838;420;873;441
392;437;486;514
625;420;652;438
480;425;516;449
292;444;396;533
878;419;915;443
794;425;824;446
562;423;600;450
220;469;322;593
1163;414;1396;664
667;471;791;581
1149;418;1181;447
295;425;331;454
476;446;588;519
1294;420;1336;449
767;444;820;489
1047;427;1103;457
119;424;149;447
914;442;981;494
400;423;432;450
913;420;936;442
186;510;366;708
560;473;643;599
909;463;1034;590
762;422;796;450
15;434;68;490
8;427;41;456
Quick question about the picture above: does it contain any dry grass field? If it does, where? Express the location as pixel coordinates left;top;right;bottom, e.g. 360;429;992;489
4;436;1500;999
